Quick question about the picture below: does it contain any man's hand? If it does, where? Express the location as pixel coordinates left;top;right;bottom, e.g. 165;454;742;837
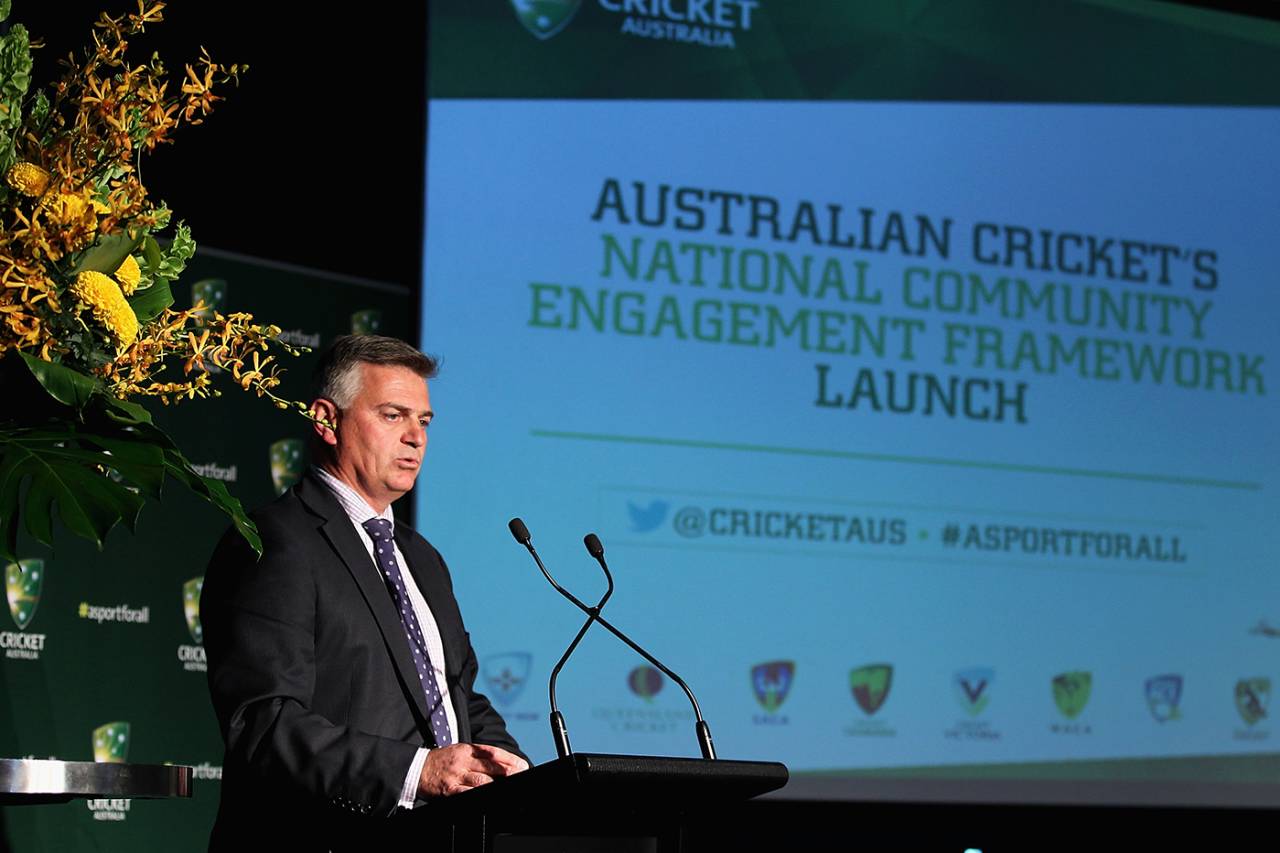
418;744;529;797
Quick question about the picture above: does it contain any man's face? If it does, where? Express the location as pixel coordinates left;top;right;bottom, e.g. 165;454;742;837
329;363;433;512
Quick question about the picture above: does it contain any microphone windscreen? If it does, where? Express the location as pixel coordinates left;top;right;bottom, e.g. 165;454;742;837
508;517;531;544
584;533;604;559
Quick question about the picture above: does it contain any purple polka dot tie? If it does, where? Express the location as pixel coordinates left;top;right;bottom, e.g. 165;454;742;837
362;518;453;747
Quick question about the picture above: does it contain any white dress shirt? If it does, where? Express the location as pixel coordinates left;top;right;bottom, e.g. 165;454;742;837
312;466;457;808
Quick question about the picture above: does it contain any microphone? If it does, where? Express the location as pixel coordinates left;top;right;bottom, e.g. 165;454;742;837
509;518;717;760
507;517;612;759
579;532;716;760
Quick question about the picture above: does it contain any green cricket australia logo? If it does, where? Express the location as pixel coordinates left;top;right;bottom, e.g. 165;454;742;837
350;309;383;335
509;0;581;40
269;438;305;495
849;664;893;716
190;278;228;321
6;559;43;630
92;721;131;763
178;577;207;672
1053;671;1092;719
183;577;203;644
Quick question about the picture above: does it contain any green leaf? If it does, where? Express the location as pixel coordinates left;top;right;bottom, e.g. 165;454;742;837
97;394;154;427
84;434;166;501
127;277;173;323
160;447;261;556
71;230;146;276
29;90;48;126
17;351;100;411
0;427;147;555
0;387;261;561
0;22;32;135
142;236;163;271
156;223;195;280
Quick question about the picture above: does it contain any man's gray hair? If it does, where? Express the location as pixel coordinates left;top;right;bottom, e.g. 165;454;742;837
314;335;438;408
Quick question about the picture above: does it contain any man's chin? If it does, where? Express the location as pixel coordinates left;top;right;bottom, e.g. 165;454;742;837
386;472;420;497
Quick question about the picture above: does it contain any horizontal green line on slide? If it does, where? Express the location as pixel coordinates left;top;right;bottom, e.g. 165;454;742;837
531;430;1259;491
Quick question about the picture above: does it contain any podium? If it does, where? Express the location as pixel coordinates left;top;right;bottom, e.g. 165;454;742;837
393;753;788;853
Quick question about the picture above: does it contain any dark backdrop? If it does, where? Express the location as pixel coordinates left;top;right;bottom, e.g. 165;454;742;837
13;0;427;289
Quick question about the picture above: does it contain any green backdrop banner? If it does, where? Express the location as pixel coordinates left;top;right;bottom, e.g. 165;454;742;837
0;250;411;851
430;0;1280;104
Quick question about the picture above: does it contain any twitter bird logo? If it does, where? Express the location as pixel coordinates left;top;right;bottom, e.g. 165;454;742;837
627;500;669;532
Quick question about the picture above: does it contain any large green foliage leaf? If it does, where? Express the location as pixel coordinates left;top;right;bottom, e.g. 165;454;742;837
0;354;262;560
0;426;150;557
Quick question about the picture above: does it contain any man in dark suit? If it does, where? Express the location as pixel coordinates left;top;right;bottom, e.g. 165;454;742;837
203;335;527;850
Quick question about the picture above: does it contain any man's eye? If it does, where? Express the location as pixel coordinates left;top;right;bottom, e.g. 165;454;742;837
384;412;400;421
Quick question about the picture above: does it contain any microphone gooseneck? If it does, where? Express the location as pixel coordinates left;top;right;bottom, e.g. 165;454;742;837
580;533;716;760
508;517;612;759
508;518;718;760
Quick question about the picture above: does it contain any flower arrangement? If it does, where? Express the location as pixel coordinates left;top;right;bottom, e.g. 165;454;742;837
0;0;309;559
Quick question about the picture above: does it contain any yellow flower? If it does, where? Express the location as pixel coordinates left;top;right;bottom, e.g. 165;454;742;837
71;270;138;346
5;162;52;197
114;255;142;295
43;193;91;222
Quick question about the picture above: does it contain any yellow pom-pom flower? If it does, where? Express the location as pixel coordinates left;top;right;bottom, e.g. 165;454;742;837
114;255;142;295
44;193;90;222
5;162;52;197
71;271;139;346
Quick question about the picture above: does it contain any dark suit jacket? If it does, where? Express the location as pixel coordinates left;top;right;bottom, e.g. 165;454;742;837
202;471;522;851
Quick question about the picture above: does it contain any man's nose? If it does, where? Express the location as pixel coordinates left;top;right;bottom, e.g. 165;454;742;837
403;422;425;447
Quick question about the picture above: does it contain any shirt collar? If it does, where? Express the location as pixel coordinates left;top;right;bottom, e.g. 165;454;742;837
312;466;394;526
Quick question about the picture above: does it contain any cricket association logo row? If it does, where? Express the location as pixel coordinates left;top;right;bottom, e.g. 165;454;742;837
750;663;1272;740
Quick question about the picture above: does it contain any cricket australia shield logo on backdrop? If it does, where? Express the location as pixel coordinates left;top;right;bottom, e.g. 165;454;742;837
183;577;204;644
482;652;532;708
1053;671;1092;719
269;438;305;495
1236;677;1270;726
350;309;382;335
190;278;227;320
1145;674;1183;723
509;0;581;40
954;667;994;717
751;660;795;713
5;559;43;630
849;664;893;716
92;722;131;763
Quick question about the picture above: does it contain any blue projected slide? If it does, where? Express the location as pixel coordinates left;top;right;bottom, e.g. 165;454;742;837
419;4;1280;805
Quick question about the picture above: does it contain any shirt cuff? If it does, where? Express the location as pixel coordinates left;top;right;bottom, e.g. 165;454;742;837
400;747;430;809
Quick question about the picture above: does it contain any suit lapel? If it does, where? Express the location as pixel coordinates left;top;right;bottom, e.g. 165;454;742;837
297;475;433;726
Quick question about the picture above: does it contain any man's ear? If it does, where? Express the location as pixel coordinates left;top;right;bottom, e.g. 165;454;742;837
311;399;340;446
